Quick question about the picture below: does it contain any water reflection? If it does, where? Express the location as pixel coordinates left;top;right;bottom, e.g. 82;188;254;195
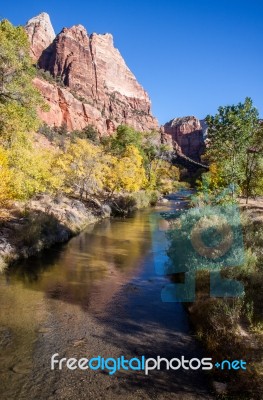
0;209;157;396
0;192;212;400
1;210;158;314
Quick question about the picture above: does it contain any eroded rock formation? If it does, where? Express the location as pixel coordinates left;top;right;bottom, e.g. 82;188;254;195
25;13;158;135
25;13;206;161
25;12;55;60
162;116;205;162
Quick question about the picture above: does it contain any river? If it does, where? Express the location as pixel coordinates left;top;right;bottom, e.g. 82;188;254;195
0;192;213;399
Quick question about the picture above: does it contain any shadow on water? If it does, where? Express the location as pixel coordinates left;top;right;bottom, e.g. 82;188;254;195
88;244;212;398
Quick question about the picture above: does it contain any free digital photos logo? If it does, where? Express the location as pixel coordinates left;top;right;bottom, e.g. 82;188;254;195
151;187;245;302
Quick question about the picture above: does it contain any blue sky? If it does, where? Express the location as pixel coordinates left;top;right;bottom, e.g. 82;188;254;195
1;0;262;124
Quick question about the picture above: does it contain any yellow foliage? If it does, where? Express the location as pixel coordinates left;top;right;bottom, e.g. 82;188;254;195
104;145;147;193
0;145;14;204
0;20;43;146
56;138;105;198
209;162;223;189
148;159;180;193
1;139;62;201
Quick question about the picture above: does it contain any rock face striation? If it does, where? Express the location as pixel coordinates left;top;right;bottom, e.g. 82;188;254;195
24;13;205;160
162;116;205;162
25;13;158;135
25;12;55;61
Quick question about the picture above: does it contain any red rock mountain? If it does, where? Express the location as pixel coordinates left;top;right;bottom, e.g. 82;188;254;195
25;13;55;61
25;13;205;162
25;13;158;135
162;116;205;162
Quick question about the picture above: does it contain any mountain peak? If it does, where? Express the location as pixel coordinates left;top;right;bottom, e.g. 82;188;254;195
25;13;159;134
25;12;55;60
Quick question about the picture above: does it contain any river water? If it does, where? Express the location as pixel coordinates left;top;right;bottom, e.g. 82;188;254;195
0;193;213;399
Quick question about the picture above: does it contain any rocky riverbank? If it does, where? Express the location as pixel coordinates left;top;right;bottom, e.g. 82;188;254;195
0;195;107;272
0;191;159;272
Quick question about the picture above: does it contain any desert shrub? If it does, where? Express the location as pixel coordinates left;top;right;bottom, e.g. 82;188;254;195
36;68;56;84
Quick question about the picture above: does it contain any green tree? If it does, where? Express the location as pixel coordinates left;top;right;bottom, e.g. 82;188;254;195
206;97;262;199
243;122;263;201
141;130;171;182
82;124;99;143
0;19;43;145
71;125;99;144
107;125;143;154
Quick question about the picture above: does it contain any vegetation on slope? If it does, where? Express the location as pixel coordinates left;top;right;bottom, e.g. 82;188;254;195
165;99;263;398
0;19;182;268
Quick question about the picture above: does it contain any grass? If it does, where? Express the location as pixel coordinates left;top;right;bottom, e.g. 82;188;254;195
185;208;263;399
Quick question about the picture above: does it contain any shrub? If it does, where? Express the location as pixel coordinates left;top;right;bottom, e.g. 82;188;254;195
110;195;137;216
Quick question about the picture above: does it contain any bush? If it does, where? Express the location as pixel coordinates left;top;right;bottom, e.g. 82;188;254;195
130;190;159;208
36;68;56;84
72;125;99;143
110;195;137;216
38;123;56;141
16;212;59;247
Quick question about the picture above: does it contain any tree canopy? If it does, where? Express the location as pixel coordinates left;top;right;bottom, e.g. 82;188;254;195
0;19;180;207
205;97;263;199
0;19;43;145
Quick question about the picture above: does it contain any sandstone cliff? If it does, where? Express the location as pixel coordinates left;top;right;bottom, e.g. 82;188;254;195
25;13;158;135
25;12;55;61
162;116;205;162
24;13;206;161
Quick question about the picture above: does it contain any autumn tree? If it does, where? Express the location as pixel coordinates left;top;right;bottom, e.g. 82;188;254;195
0;145;14;204
8;144;62;199
141;130;169;181
104;145;147;194
57;139;105;200
149;159;180;193
0;19;55;202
